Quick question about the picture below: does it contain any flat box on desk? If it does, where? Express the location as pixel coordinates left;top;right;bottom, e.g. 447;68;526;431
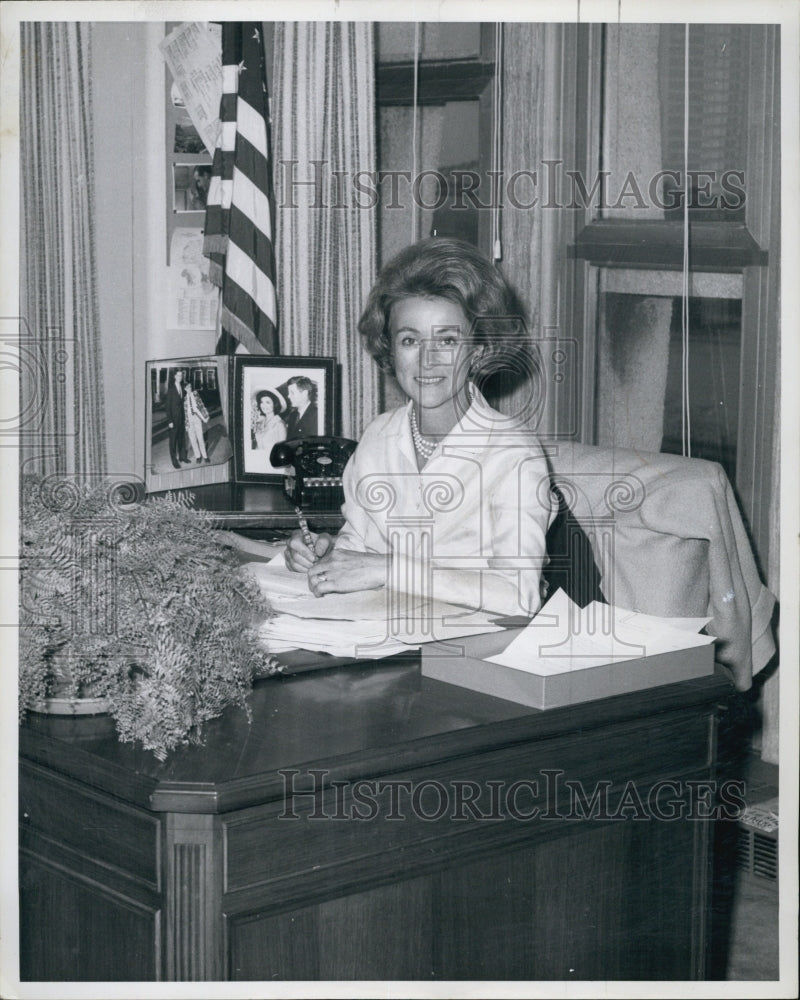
421;628;715;710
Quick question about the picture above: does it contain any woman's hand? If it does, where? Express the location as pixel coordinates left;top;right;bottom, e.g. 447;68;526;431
284;529;334;572
307;549;387;597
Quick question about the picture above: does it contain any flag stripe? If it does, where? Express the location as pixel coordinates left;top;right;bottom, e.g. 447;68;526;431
225;240;277;320
207;175;234;211
232;132;269;188
229;201;273;263
221;304;276;356
220;120;237;151
211;147;236;181
222;63;238;92
220;92;237;123
229;174;272;240
203;22;278;355
236;97;268;155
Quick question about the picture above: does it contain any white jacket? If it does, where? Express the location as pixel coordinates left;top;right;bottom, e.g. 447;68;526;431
336;389;552;618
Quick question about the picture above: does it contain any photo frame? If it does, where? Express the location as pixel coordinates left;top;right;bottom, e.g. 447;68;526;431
145;355;233;493
233;355;337;483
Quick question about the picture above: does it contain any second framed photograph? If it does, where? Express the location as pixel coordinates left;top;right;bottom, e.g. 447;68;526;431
233;355;337;482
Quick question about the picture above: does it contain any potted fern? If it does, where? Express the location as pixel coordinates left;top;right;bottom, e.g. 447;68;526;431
19;475;279;759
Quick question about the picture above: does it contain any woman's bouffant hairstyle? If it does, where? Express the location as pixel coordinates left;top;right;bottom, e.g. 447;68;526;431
255;389;284;414
357;237;529;375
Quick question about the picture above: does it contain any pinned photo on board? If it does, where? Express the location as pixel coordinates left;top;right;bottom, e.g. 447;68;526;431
172;162;212;211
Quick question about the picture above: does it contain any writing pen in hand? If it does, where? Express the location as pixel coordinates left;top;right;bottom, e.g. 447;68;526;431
294;507;318;563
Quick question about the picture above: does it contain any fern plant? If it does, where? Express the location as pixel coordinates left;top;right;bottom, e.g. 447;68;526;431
19;475;278;759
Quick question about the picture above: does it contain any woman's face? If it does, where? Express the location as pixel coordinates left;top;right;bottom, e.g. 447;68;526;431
259;396;275;416
389;296;474;414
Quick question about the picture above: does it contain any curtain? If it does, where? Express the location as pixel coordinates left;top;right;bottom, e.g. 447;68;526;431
760;362;780;763
500;23;571;439
20;22;106;476
272;22;379;439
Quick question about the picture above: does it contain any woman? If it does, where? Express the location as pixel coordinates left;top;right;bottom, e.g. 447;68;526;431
285;237;551;618
184;378;210;463
252;389;288;462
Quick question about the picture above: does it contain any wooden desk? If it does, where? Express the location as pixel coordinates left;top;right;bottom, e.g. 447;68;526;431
150;482;344;533
19;661;733;981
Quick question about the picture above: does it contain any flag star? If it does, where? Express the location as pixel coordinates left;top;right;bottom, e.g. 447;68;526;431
253;28;260;42
238;60;246;73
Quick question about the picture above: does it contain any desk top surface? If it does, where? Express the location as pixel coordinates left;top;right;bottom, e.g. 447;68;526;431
150;483;344;531
20;658;732;815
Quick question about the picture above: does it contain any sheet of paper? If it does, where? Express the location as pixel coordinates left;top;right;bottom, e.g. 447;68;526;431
167;228;219;330
243;558;312;598
160;22;222;155
248;556;504;656
487;589;714;676
245;557;502;622
259;615;411;658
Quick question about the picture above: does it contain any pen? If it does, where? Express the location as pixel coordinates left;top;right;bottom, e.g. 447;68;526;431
294;506;317;558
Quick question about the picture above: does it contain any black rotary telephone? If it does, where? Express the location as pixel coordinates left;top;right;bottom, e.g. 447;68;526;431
270;436;358;510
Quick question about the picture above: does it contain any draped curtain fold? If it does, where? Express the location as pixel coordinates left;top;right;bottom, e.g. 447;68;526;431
499;23;565;439
272;22;379;438
20;22;106;476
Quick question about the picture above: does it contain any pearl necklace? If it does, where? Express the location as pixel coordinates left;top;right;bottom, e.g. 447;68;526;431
409;405;438;459
409;384;475;460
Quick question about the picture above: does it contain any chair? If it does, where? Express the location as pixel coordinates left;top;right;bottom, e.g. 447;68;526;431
544;443;776;691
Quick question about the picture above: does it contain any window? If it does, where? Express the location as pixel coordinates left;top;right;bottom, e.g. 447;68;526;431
567;23;779;568
375;23;497;266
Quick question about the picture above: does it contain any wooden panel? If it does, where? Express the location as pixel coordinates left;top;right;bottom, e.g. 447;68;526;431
164;813;223;981
436;846;540;979
19;855;159;981
437;814;703;980
224;711;710;896
225;807;708;982
318;878;433;979
228;906;319;980
20;762;160;891
227;877;433;980
168;843;208;980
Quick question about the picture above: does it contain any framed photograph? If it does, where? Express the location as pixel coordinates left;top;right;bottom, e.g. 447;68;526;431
145;356;234;493
233;355;337;482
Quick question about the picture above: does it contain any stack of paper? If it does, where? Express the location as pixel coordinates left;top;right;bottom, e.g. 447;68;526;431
422;589;716;708
244;557;504;659
488;588;714;669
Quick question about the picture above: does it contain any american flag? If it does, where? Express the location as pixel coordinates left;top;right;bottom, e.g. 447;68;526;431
204;23;278;354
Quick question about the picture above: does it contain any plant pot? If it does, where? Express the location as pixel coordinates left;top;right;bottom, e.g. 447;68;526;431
30;695;111;716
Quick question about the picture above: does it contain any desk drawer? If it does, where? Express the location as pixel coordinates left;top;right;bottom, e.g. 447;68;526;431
224;709;713;897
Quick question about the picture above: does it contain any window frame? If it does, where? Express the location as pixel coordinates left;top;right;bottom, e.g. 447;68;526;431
566;23;780;572
375;23;497;258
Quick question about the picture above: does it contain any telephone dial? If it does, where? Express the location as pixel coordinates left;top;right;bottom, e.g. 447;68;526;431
270;436;358;511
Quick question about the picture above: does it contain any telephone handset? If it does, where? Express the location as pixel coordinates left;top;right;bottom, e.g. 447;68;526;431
270;436;358;510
